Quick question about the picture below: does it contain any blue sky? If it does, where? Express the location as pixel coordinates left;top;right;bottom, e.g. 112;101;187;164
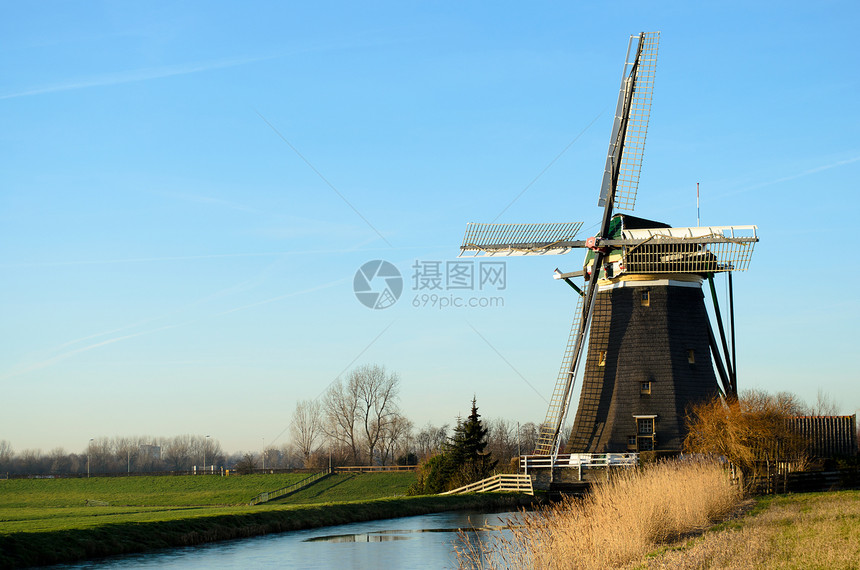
2;2;858;453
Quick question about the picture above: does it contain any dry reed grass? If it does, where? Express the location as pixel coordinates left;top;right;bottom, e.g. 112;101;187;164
641;490;860;569
457;458;741;569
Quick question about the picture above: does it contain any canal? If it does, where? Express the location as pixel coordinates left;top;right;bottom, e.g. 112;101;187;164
58;510;520;569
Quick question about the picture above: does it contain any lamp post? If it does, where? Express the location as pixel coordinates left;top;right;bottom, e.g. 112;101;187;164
203;435;210;473
517;422;522;458
87;438;94;478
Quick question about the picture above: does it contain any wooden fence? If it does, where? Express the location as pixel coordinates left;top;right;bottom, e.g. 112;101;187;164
249;469;332;505
441;473;534;496
334;465;418;473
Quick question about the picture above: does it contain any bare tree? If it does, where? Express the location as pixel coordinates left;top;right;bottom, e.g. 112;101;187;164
163;435;193;470
810;389;840;416
414;423;449;459
323;364;402;465
486;418;518;462
48;447;70;473
519;422;539;455
378;413;413;466
290;399;323;467
0;440;13;471
323;376;362;463
88;437;112;472
235;452;257;474
354;364;400;464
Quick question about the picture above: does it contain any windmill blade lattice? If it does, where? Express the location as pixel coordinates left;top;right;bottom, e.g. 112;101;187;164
598;32;659;212
621;225;758;274
534;294;587;455
460;222;583;256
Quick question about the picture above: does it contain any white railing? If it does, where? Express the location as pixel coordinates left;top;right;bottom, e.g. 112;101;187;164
441;473;534;496
520;453;638;479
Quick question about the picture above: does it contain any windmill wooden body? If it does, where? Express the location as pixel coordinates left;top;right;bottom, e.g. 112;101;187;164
460;32;758;459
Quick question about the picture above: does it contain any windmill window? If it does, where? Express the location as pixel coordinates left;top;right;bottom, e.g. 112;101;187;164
627;436;637;450
598;351;607;366
640;381;651;395
636;417;654;435
640;290;650;307
687;349;695;364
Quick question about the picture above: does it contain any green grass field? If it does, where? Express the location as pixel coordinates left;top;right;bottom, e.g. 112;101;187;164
0;471;534;567
0;473;311;509
0;472;417;535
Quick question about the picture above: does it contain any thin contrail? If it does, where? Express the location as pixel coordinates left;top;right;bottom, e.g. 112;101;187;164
718;154;860;199
0;55;274;100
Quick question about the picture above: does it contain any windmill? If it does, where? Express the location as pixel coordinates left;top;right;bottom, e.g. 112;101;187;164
459;32;758;460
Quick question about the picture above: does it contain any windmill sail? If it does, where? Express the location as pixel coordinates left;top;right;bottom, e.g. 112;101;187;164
460;222;583;256
598;32;659;212
620;225;758;274
534;294;588;456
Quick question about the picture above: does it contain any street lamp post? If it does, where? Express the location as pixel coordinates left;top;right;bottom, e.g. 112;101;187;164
517;422;522;458
87;438;94;478
203;435;210;473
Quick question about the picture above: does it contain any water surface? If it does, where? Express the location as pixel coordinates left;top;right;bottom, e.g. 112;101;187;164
59;509;519;569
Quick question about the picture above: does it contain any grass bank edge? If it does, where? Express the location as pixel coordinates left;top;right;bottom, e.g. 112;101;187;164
0;493;536;568
639;489;858;564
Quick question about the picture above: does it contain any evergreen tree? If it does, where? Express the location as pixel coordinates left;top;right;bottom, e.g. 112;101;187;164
444;397;497;489
406;397;498;494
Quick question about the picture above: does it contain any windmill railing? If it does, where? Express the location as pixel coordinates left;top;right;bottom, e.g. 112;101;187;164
520;453;639;474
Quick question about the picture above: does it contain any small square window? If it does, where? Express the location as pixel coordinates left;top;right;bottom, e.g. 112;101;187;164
598;351;607;366
627;436;637;449
640;381;651;395
640;290;650;307
637;418;654;435
687;349;695;364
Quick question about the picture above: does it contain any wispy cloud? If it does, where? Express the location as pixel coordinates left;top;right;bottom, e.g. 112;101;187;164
2;33;413;101
0;322;188;381
0;55;274;100
0;240;387;269
719;154;860;199
0;266;347;380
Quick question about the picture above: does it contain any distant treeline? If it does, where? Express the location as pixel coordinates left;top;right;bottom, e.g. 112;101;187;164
1;365;543;476
0;419;539;476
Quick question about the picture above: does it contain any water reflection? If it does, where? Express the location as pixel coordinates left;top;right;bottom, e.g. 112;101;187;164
305;533;413;543
58;510;518;569
306;523;506;543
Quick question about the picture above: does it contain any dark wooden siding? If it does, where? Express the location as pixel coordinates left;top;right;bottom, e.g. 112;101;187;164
567;281;719;453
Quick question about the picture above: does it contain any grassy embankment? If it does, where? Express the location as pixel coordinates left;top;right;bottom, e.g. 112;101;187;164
640;489;860;568
0;471;533;567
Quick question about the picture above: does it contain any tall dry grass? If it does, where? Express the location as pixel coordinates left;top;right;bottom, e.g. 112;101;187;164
458;458;741;569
